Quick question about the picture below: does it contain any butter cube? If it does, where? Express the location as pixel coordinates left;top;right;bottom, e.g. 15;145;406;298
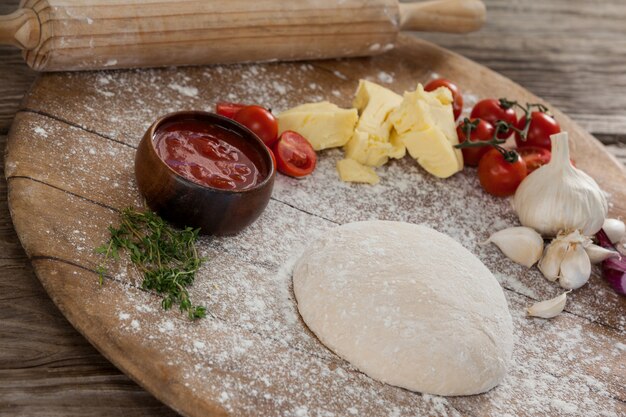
280;101;336;114
388;129;406;160
390;84;463;171
344;130;391;167
277;102;358;151
400;128;461;179
353;80;403;141
390;84;454;135
430;86;454;106
336;159;380;185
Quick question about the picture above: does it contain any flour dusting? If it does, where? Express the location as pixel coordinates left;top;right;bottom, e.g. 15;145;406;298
17;59;625;417
168;83;199;98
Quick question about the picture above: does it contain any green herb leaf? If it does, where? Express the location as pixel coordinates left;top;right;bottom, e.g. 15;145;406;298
95;207;207;320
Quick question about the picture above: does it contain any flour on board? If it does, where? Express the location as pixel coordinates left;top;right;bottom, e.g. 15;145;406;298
20;62;624;417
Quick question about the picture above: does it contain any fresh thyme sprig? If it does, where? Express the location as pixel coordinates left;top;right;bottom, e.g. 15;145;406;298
96;208;207;320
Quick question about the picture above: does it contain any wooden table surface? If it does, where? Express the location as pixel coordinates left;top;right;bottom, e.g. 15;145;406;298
0;1;624;416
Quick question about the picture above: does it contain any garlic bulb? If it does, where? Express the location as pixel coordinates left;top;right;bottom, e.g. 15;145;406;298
603;218;626;244
527;291;570;319
538;230;592;289
513;132;608;236
485;227;543;267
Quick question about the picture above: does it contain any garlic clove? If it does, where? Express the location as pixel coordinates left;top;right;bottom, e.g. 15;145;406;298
559;244;591;289
558;229;589;245
603;218;626;244
538;239;568;281
527;291;570;319
486;226;544;268
584;243;620;264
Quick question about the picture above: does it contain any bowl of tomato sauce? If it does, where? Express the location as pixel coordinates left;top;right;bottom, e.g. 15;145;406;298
135;111;275;235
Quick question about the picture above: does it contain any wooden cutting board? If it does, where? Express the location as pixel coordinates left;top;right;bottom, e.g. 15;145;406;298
5;35;626;417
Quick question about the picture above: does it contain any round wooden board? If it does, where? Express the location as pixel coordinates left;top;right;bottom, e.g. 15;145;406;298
5;35;626;417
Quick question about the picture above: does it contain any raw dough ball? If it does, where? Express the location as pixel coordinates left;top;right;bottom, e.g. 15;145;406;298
293;221;513;396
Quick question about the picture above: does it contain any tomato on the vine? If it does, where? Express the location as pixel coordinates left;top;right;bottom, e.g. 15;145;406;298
216;102;247;119
477;148;527;197
272;131;317;177
457;118;495;167
517;146;551;174
470;99;518;139
424;78;463;120
233;105;279;147
515;111;561;150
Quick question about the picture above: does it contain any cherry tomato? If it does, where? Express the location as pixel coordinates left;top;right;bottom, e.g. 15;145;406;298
470;99;518;139
457;118;495;167
424;78;463;120
477;148;527;197
234;105;279;147
216;102;247;119
272;131;317;177
515;111;561;150
517;146;551;174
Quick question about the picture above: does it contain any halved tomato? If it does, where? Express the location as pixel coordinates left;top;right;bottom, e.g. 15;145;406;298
517;146;551;174
272;131;316;177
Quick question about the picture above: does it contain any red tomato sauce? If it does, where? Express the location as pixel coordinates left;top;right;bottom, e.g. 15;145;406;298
154;119;264;190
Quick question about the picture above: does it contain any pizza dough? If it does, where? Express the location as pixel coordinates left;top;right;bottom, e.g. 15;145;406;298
293;221;513;396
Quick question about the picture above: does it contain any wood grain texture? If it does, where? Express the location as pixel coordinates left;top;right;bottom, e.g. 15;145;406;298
0;135;178;417
18;0;398;71
0;8;39;48
4;36;626;416
399;0;486;33
5;0;484;71
2;0;626;142
0;1;36;134
416;0;626;141
1;0;625;415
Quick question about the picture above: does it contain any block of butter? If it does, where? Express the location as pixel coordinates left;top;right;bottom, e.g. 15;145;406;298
388;129;406;160
343;80;404;167
390;84;463;178
277;102;358;151
336;158;380;185
353;80;403;141
344;130;392;167
399;128;461;178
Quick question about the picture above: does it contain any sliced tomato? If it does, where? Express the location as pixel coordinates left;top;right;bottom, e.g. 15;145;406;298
517;146;551;174
272;131;316;177
216;102;247;119
268;147;277;169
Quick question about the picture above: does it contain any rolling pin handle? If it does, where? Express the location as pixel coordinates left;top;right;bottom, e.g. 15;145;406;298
0;8;40;50
399;0;486;33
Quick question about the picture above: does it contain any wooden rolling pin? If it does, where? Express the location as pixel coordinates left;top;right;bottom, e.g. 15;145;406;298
0;0;485;71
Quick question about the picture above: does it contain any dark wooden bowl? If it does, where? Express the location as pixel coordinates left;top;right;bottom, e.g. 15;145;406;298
135;111;275;235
